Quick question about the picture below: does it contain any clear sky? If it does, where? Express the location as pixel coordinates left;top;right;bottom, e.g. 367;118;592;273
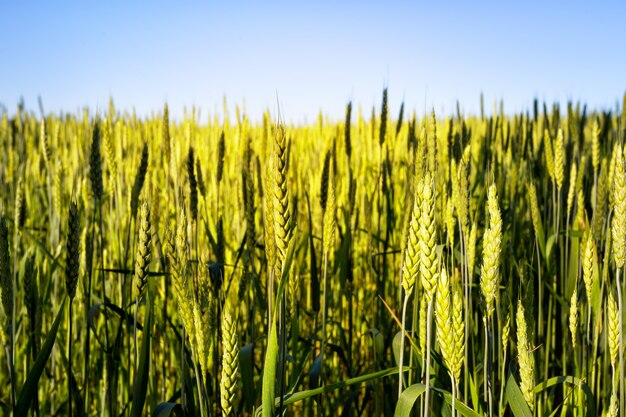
1;1;625;123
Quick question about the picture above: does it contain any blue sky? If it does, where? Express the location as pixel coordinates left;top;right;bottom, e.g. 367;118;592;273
1;1;625;122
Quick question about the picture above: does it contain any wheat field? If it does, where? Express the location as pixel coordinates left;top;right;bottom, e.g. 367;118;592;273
0;92;625;416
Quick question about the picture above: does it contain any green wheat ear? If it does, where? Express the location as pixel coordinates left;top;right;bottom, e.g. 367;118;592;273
582;230;594;303
187;147;198;221
344;101;352;158
480;184;501;319
102;118;117;195
134;201;151;300
323;169;336;255
516;299;534;411
320;150;331;212
196;158;206;199
456;160;469;237
595;158;609;241
435;267;453;372
544;129;555;182
566;162;577;218
221;304;239;416
467;221;478;278
273;125;290;273
23;252;39;346
608;290;619;368
162;103;171;165
401;179;422;295
65;200;80;300
502;311;511;355
379;87;388;146
569;286;578;348
89;120;104;201
554;128;565;190
168;210;194;339
40;118;51;170
527;181;541;239
217;130;226;184
451;275;465;382
445;198;455;249
419;172;437;302
612;144;626;268
592;117;600;172
0;216;12;322
130;142;149;220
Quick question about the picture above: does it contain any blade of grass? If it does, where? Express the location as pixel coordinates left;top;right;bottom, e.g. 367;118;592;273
15;297;67;417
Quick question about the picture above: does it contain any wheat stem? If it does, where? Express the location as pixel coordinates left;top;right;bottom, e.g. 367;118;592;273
398;293;410;399
423;300;433;417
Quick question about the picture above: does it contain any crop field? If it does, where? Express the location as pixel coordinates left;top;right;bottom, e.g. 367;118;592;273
0;91;625;417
